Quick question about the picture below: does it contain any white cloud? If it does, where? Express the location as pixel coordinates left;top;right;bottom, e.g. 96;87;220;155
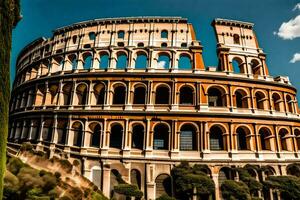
293;3;300;11
157;60;166;69
274;15;300;40
290;53;300;63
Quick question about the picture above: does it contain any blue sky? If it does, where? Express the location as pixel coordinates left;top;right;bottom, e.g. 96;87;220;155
11;0;300;98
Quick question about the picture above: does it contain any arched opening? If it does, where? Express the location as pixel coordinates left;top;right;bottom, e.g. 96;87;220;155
153;123;169;150
75;83;88;105
68;54;77;70
88;32;96;40
157;54;170;69
155;174;172;198
57;120;67;145
286;95;294;113
231;58;244;73
133;86;146;104
233;34;240;45
117;30;125;39
99;53;109;69
295;129;300;151
91;123;101;148
259;127;272;151
236;127;250;150
235;89;248;108
272;93;282;112
110;169;121;199
155;85;170;104
93;83;105;105
131;169;141;189
113;85;126;104
35;85;46;106
210;125;225;150
135;52;148;69
42;120;53;142
72;122;83;147
179;86;194;105
251;60;261;76
286;163;300;177
208;87;227;107
219;167;235;197
62;83;72;105
279;129;289;151
180;124;197;151
116;53;127;69
132;124;144;150
83;53;93;70
48;84;59;105
110;124;123;149
51;57;64;73
178;54;192;70
161;30;168;39
255;91;266;110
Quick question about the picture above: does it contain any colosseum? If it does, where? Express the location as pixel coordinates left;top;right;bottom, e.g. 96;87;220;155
8;16;300;199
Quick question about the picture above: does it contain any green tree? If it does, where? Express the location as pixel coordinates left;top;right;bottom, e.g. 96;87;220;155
221;180;251;200
0;0;21;198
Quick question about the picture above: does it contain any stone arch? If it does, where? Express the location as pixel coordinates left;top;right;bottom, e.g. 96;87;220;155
155;83;171;105
258;127;273;151
134;51;148;69
51;56;64;73
231;56;245;73
88;122;102;148
207;85;228;107
153;122;170;150
82;52;93;70
98;51;110;69
236;126;251;150
179;84;195;105
131;169;142;189
234;88;249;108
74;83;88;105
295;128;300;151
35;84;46;106
286;94;294;113
278;128;290;151
116;51;128;69
110;123;123;149
250;59;262;76
178;53;192;70
112;83;126;105
71;121;84;147
57;119;68;145
61;83;72;105
92;82;106;105
157;52;171;69
42;119;54;142
179;123;198;151
254;90;268;110
272;92;283;112
133;83;147;105
131;123;145;150
48;83;59;105
209;124;228;150
155;174;172;198
66;54;77;70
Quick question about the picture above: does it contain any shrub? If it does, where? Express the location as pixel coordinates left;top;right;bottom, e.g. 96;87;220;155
42;173;57;192
59;159;72;173
17;167;44;193
59;196;72;200
34;150;45;157
3;171;20;200
114;184;143;198
156;193;176;200
7;157;25;175
91;191;109;200
73;159;80;166
69;187;83;200
54;171;61;179
221;180;251;200
26;188;43;197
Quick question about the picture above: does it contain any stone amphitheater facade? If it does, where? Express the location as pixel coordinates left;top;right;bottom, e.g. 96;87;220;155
8;17;300;199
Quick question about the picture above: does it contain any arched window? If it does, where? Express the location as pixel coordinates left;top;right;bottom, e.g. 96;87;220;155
116;53;127;69
236;127;249;150
62;83;72;105
93;83;105;105
259;128;271;150
72;122;83;147
235;90;248;108
208;87;226;107
255;91;266;110
57;120;67;145
251;60;261;76
295;129;300;151
179;86;194;105
42;120;53;142
161;30;168;39
286;95;294;113
210;126;224;150
110;124;123;149
178;55;192;70
117;30;125;39
161;43;167;47
157;54;170;69
89;32;96;40
113;85;126;104
137;42;144;47
155;174;172;198
49;84;59;105
180;124;197;151
132;124;144;150
135;53;148;69
83;54;93;69
100;53;109;69
272;93;282;112
133;86;146;104
279;129;288;151
153;124;169;150
75;84;88;105
155;85;170;104
131;169;141;189
91;124;101;148
231;58;244;73
233;34;240;45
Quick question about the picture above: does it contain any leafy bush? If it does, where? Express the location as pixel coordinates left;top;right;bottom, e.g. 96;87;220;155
156;193;176;200
6;157;25;175
59;159;72;173
69;187;83;200
91;191;109;200
114;184;143;198
59;196;72;200
221;180;251;200
20;142;33;152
